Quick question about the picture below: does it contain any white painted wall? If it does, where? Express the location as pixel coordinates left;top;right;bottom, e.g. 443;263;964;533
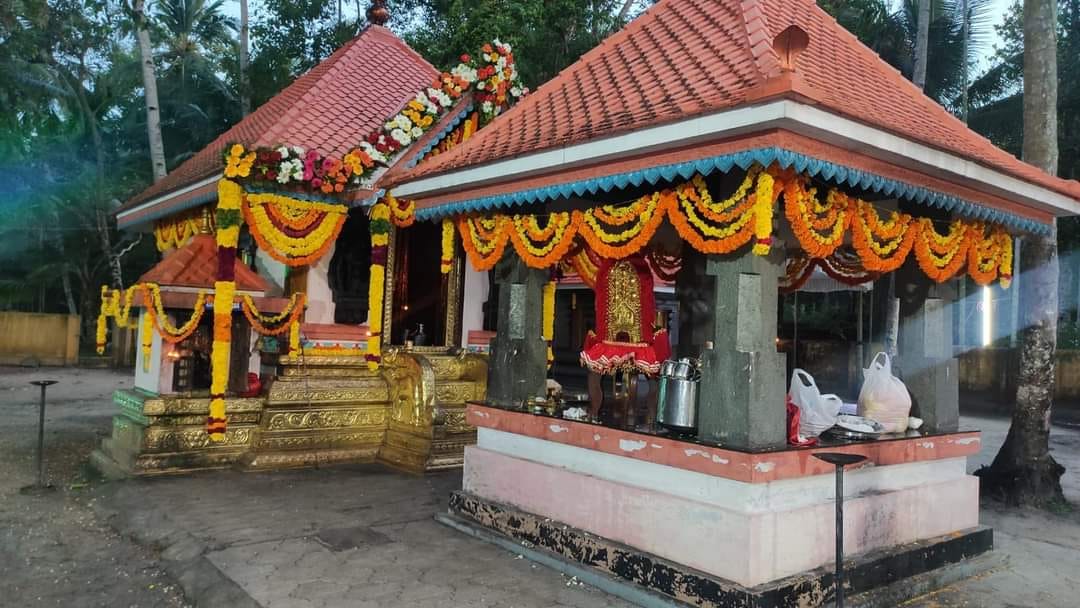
134;309;164;393
304;241;336;324
254;249;286;296
460;264;489;346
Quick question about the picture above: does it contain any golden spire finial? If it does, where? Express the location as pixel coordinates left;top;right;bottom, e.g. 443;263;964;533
367;0;389;26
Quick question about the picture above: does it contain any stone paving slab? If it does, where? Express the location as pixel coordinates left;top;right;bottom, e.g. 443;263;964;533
95;465;633;608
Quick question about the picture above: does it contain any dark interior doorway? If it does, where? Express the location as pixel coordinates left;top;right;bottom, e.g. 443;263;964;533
328;209;372;325
391;221;446;345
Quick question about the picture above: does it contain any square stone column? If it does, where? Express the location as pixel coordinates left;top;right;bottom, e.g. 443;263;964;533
897;268;959;432
486;254;548;407
696;249;787;449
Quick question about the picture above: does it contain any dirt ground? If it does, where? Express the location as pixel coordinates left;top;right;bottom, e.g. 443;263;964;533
0;366;188;608
2;365;1080;607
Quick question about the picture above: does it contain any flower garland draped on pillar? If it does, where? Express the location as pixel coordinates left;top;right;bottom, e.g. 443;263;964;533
365;202;391;370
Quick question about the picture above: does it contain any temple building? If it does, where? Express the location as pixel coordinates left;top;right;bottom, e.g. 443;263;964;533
381;0;1080;605
91;3;520;476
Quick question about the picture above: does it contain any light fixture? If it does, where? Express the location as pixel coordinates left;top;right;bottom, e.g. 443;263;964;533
981;286;993;347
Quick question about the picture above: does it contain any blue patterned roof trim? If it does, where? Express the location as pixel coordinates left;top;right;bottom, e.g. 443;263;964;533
404;103;475;170
411;147;1051;234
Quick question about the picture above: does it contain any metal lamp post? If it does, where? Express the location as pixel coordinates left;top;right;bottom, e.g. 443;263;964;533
812;452;868;608
22;380;58;494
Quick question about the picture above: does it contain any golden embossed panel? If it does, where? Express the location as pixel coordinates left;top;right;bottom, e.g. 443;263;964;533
605;260;643;343
265;407;388;431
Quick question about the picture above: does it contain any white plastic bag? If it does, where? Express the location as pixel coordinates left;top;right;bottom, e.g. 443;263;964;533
857;352;912;433
788;369;843;438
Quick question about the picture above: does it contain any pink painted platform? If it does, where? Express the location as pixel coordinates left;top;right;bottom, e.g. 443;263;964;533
465;402;981;483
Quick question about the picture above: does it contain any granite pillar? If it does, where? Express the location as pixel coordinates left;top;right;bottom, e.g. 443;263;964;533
696;249;787;449
674;249;715;358
897;268;960;432
486;253;547;407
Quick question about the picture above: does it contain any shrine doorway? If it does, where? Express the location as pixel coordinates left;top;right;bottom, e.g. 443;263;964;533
390;221;448;346
328;209;372;325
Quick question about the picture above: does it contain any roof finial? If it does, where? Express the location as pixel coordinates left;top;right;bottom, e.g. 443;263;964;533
367;0;390;26
773;25;810;72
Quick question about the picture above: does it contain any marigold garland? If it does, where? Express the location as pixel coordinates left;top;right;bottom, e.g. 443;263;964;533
849;201;917;273
365;202;391;370
441;218;455;273
458;215;511;271
387;194;416;228
542;280;556;368
240;293;306;338
220;41;526;194
154;215;200;252
146;283;207;344
782;177;852;259
243;192;347;267
914;218;971;283
208;179;244;441
509;212;580;268
140;304;154;371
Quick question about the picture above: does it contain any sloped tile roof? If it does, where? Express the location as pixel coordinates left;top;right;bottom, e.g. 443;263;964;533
138;234;269;292
119;25;439;214
397;0;1080;201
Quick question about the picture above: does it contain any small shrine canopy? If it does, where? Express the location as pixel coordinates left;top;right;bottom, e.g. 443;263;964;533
389;0;1080;232
138;234;268;294
116;24;440;230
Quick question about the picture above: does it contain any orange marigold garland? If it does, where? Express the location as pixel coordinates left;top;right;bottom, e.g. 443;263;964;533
967;225;1014;287
579;192;669;258
782;177;852;258
146;283;208;344
509;212;579;268
387;194;416;228
458;214;511;271
241;293;306;337
243;192;347;267
913;218;971;283
850;200;917;273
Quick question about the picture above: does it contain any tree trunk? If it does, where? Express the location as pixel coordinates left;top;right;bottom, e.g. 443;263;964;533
980;0;1065;507
617;0;635;22
912;0;931;90
133;0;167;182
240;0;251;116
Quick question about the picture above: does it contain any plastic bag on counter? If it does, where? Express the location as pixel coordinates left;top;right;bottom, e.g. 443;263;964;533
786;397;817;447
788;369;843;438
857;352;912;433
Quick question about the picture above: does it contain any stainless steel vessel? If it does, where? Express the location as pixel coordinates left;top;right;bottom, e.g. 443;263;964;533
657;359;700;432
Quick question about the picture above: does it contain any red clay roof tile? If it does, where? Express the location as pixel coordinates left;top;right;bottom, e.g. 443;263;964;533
138;234;269;293
119;25;438;215
397;0;1080;201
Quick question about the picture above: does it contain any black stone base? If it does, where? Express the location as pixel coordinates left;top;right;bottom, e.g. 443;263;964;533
446;491;993;608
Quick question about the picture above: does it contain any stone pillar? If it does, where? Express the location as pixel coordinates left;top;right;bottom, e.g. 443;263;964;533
486;253;547;407
696;249;787;449
897;268;959;432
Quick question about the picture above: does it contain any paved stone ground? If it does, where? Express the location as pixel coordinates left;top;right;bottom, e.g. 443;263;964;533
0;366;188;607
3;366;1080;607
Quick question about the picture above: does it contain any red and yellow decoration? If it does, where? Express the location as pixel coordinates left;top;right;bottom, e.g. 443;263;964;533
780;249;880;293
145;284;207;344
365;202;391;370
208;179;245;441
387;194;416;228
242;192;348;267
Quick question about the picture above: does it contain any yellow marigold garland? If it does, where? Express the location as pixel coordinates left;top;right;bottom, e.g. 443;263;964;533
542;280;555;368
140;300;154;371
441;218;455;274
387;194;416;228
579;192;669;259
783;177;852;259
967;225;1013;287
239;293;306;341
154;215;200;252
208;179;244;441
509;212;580;268
243;192;347;267
850;201;917;273
752;170;776;255
914;218;971;283
458;215;511;271
365;202;391;370
146;283;207;344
